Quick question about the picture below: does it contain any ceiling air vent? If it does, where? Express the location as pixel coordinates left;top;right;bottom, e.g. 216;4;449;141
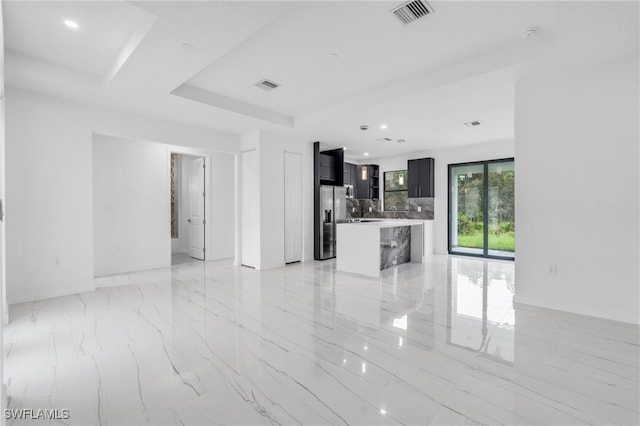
391;0;434;25
463;121;482;128
255;79;280;91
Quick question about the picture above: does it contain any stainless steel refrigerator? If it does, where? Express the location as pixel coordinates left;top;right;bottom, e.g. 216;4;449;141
318;185;346;259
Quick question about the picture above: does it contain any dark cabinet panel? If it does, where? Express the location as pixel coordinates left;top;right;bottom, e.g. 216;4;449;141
351;163;357;187
407;157;434;198
419;157;434;197
408;159;420;198
319;154;335;181
344;162;356;185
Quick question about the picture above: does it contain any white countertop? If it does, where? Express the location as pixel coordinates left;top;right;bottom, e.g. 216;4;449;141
337;219;424;228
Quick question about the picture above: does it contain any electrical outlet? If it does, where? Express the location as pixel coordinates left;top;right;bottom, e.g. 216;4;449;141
546;264;557;275
352;207;356;213
417;206;422;212
369;207;372;212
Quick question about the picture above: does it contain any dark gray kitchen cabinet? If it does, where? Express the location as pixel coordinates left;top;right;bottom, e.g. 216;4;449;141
407;157;434;198
344;162;356;185
319;153;336;181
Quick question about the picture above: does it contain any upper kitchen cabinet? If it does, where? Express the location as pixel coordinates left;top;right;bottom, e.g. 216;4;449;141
319;154;336;181
407;157;434;198
314;142;344;186
356;164;379;199
343;162;357;185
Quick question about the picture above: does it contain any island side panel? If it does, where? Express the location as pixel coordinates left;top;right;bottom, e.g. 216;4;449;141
422;220;434;256
411;224;423;262
336;223;381;278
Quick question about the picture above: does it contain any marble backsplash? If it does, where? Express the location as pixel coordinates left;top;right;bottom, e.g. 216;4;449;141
346;197;434;220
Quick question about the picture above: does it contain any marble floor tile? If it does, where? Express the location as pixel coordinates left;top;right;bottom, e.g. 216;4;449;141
3;256;639;425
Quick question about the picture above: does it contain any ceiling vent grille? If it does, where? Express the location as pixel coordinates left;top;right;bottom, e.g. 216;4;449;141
463;121;482;128
255;79;280;91
391;0;434;25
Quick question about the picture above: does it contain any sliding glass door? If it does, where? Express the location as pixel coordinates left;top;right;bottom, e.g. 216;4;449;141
449;163;485;256
449;159;514;259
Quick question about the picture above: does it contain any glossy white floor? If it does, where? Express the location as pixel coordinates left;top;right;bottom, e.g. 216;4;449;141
4;256;639;425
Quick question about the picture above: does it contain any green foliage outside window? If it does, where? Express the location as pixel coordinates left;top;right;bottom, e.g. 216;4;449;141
455;166;515;252
384;170;408;211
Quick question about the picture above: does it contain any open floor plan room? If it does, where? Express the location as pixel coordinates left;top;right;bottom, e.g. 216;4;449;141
0;1;638;425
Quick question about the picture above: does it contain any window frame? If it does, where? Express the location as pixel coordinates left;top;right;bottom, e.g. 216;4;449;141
383;169;409;212
447;158;515;260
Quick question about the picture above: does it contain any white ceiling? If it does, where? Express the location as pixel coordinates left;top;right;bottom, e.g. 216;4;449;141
3;1;639;160
4;1;155;77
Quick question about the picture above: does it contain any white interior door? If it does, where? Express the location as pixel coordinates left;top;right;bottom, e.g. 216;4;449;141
284;152;302;263
241;150;258;267
188;157;205;260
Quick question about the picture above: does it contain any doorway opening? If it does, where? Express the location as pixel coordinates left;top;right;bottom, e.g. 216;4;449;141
448;158;515;260
171;153;206;265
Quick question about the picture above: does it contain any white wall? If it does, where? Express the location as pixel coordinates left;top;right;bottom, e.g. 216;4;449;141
237;130;313;270
5;87;238;304
515;56;639;325
367;139;514;254
211;152;235;260
258;131;314;269
241;149;259;268
93;134;170;276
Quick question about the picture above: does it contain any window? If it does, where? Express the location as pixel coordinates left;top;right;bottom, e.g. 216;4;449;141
383;170;408;211
448;159;515;259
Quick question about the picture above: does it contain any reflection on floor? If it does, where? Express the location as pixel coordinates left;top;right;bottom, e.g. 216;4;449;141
4;256;639;425
450;246;515;259
171;252;202;266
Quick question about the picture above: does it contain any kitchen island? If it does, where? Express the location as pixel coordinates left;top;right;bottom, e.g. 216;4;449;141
336;219;428;278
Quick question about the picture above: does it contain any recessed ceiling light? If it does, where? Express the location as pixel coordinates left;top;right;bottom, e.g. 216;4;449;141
380;124;388;130
64;19;79;30
364;152;369;156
